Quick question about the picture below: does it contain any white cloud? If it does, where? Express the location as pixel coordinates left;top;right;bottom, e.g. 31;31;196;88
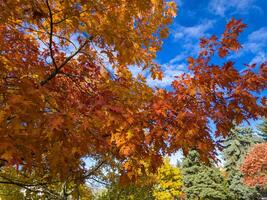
169;53;187;64
244;27;267;64
248;27;267;42
146;63;186;88
128;65;147;78
173;19;215;40
229;27;267;65
246;27;267;54
170;19;215;70
208;0;259;16
250;52;267;65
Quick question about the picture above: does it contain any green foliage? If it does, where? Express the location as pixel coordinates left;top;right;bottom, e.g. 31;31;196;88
182;150;231;200
227;171;261;200
258;119;267;141
96;159;183;200
0;166;94;200
223;126;260;172
153;159;183;200
0;180;24;200
95;182;154;200
222;126;261;200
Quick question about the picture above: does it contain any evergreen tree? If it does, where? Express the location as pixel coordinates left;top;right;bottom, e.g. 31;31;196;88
222;126;261;200
257;119;267;141
223;126;260;172
182;150;231;200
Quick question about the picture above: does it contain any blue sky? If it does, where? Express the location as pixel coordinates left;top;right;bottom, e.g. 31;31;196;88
145;0;267;88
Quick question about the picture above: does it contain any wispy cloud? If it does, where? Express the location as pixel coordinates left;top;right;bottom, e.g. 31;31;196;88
128;63;186;88
141;19;216;88
173;19;215;40
169;53;187;64
246;27;267;53
208;0;260;16
235;27;267;64
166;19;215;78
146;63;186;88
250;52;267;64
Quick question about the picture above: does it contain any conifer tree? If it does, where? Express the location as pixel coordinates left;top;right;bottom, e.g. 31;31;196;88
222;126;261;200
223;126;260;172
257;119;267;141
182;150;231;200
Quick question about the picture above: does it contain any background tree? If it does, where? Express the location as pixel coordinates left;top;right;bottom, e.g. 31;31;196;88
223;126;260;172
222;126;261;200
95;159;183;200
258;119;267;141
182;150;231;200
241;143;267;188
0;166;94;200
95;175;155;200
152;159;183;200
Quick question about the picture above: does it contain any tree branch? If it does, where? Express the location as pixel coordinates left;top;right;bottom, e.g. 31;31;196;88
40;38;91;86
45;0;58;69
82;159;106;180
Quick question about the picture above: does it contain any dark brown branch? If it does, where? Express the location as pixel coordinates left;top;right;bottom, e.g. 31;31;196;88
0;176;58;197
45;0;58;69
40;39;91;86
89;177;109;186
82;159;106;180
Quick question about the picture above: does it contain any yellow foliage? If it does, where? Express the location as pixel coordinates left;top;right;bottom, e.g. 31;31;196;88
153;159;183;200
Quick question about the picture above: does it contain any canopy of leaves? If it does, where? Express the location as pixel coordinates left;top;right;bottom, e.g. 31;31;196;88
241;143;267;188
0;0;266;184
0;0;177;182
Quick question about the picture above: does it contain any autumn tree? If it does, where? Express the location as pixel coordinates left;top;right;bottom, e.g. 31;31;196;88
0;0;176;184
152;159;183;200
0;0;266;190
241;143;267;188
96;159;182;200
222;126;260;200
